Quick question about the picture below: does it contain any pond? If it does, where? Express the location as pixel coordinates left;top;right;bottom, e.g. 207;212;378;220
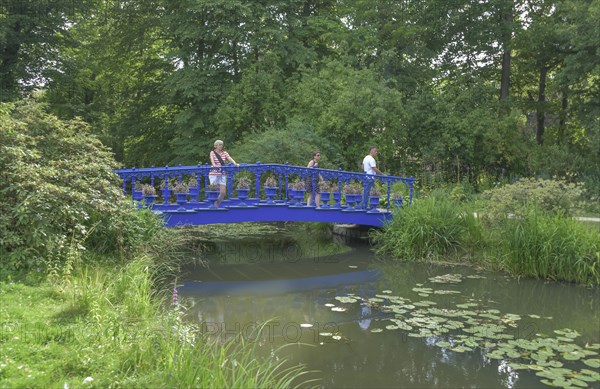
177;224;600;388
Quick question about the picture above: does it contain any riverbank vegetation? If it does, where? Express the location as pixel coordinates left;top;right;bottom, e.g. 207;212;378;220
0;256;309;388
373;181;600;286
0;104;310;387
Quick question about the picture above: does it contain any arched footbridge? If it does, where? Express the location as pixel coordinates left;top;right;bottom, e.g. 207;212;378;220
114;163;415;228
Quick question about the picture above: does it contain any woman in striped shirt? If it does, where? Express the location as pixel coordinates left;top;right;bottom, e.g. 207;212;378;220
209;139;239;208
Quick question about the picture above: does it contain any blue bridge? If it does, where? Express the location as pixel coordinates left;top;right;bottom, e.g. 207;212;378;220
114;163;415;228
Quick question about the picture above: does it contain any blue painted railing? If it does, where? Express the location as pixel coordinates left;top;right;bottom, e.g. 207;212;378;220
114;163;415;227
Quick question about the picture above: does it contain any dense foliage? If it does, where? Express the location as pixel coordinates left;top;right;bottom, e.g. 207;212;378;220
1;0;597;190
0;101;159;273
482;177;585;221
374;190;600;286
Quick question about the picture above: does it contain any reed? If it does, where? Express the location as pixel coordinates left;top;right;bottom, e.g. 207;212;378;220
500;206;600;286
374;191;486;262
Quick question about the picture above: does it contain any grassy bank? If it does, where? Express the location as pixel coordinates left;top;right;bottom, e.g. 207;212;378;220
0;255;310;388
373;192;600;286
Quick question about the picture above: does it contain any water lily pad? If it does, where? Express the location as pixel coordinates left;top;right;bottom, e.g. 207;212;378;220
508;363;532;370
456;303;478;309
428;274;463;283
583;358;600;368
486;350;505;359
503;313;522;321
463;339;480;348
332;335;342;340
556;344;580;353
444;320;464;330
554;328;580;338
556;336;575;343
506;350;522;359
527;364;545;371
513;339;543;351
319;332;333;336
528;314;541;319
548;360;563;368
532;349;554;359
413;301;437;307
324;303;335;307
412;287;433;293
370;328;383;333
451;345;471;352
331;307;347;312
381;290;392;294
436;341;451;348
335;296;359;304
479;313;501;320
568;378;589;388
348;265;358;268
579;369;600;381
434;290;461;295
300;323;313;328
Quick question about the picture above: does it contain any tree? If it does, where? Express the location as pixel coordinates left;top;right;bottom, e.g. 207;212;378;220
0;0;87;101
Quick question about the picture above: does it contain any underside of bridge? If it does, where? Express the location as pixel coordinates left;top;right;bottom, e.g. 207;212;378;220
151;200;392;228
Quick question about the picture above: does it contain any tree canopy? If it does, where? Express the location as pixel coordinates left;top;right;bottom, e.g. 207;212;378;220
1;0;597;192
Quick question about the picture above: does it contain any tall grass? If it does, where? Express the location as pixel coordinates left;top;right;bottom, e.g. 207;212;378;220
373;191;486;262
55;256;313;388
500;207;600;286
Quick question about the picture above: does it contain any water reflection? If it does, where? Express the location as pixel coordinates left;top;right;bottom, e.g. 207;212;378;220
178;234;599;388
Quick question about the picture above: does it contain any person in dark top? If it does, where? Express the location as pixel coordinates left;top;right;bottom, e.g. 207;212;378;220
306;151;321;208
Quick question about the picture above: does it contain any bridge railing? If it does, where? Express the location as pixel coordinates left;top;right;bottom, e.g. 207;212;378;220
114;163;414;211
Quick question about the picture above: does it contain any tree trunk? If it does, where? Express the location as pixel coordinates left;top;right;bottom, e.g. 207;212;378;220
0;20;22;100
558;91;568;144
500;50;511;100
536;66;548;145
499;0;513;111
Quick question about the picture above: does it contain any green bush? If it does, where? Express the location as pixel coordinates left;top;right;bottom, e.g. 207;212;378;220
482;177;584;221
499;206;600;286
373;191;485;261
0;101;160;273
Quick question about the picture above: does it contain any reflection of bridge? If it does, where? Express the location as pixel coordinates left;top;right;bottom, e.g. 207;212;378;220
114;163;415;227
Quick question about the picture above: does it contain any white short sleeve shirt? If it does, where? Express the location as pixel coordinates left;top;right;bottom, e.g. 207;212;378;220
363;155;377;175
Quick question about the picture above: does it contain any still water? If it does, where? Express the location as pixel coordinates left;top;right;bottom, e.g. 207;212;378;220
178;225;600;388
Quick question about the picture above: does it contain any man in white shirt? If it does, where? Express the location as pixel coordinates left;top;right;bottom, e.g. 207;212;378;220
362;146;383;208
363;146;383;175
